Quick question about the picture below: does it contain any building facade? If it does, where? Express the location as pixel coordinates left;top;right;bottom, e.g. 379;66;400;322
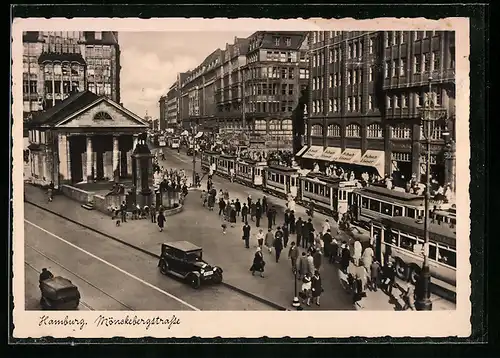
22;31;121;121
165;32;309;148
306;30;455;190
166;81;180;129
26;91;147;188
158;95;167;131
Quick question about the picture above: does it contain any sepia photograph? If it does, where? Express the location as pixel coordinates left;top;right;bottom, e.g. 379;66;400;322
12;17;471;338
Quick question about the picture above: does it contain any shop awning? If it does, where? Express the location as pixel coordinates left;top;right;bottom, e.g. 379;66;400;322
336;148;362;164
295;145;309;157
359;150;385;176
318;147;342;162
302;146;324;159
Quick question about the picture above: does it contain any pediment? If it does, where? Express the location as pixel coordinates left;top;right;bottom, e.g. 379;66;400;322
56;99;148;128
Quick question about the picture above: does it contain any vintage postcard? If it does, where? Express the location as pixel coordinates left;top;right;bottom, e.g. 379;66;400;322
12;17;471;339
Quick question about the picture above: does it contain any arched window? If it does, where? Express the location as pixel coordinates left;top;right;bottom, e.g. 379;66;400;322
94;111;112;120
367;123;383;138
281;119;292;131
346;124;361;137
327;124;341;137
311;124;323;137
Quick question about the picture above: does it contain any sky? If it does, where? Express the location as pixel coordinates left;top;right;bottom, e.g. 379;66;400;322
119;31;251;119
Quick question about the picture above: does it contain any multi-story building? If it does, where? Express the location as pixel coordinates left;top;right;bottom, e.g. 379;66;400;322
158;95;167;131
22;31;121;121
305;30;455;190
167;32;309;148
165;80;180;129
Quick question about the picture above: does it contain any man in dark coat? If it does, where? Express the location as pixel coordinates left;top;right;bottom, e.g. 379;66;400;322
295;217;304;248
235;199;241;217
157;211;166;232
267;207;274;230
322;229;333;258
218;198;226;216
284;210;290;231
271;206;277;225
289;211;296;234
241;203;249;223
242;222;251;248
306;218;315;248
120;201;127;223
262;195;268;213
273;228;284;263
255;199;262;227
282;223;289;248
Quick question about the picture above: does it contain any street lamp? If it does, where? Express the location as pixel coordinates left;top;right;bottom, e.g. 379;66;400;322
191;122;198;187
292;269;301;309
415;76;447;311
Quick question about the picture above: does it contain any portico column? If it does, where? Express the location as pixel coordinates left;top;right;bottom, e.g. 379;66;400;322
86;136;93;182
113;135;120;182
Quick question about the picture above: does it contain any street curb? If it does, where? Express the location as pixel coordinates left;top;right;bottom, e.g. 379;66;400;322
25;199;290;311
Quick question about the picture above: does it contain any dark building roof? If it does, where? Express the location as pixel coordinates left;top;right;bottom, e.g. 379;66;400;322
23;31;41;43
38;52;86;65
28;91;100;127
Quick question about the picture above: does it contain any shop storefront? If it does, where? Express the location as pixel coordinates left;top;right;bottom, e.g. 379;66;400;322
301;145;324;170
391;151;413;187
358;150;386;178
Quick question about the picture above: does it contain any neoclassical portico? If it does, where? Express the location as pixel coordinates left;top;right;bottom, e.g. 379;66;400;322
27;91;148;187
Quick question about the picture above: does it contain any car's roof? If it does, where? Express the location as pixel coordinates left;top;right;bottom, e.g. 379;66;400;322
164;240;202;252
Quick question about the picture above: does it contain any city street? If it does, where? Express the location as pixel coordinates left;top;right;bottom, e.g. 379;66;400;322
24;202;275;311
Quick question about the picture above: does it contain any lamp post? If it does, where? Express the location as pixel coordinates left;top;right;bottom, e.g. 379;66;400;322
191;122;198;187
292;268;301;309
415;76;447;311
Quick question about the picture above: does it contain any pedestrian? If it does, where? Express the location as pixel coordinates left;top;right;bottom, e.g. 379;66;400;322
250;202;256;222
230;203;237;224
262;195;268;214
247;195;252;209
306;251;315;276
255;199;262;227
321;219;331;238
382;261;396;297
362;245;375;273
401;283;416;311
241;203;249;223
288;241;299;274
218;198;226;216
284;210;290;231
353;240;363;266
340;242;351;273
289;210;296;234
311;270;323;306
282;223;289;248
221;222;227;235
256;228;264;249
298;252;308;279
330;238;339;264
250;247;265;277
201;190;208;207
266;207;274;229
369;260;381;292
295;217;303;247
235;198;241;217
271;206;277;225
306;218;315;248
150;205;157;223
242;222;251;248
313;248;323;271
322;229;333;258
157;211;166;232
273;227;284;263
120;201;127;223
300;273;312;306
264;228;274;254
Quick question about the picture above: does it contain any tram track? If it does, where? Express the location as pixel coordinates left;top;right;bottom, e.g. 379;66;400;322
24;200;288;311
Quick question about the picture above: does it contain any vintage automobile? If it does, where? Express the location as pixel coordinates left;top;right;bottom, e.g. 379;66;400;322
40;276;81;310
187;147;195;156
157;241;223;289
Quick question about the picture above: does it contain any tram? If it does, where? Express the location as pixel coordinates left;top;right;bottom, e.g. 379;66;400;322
201;151;219;172
262;164;299;199
234;158;267;188
216;154;237;179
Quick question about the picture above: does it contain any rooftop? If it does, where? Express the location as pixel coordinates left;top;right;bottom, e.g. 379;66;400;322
164;241;202;252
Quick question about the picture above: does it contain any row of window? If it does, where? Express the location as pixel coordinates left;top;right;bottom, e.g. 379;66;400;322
384;31;438;48
311;95;377;114
246;101;294;113
309;123;445;140
265;51;298;63
384;53;442;78
85;45;114;58
41;63;85;77
387;91;442;108
311;123;383;138
311;38;376;67
247;83;295;96
247;66;296;80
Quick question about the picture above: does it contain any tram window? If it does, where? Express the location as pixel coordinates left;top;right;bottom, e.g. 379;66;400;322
325;187;330;196
428;244;437;260
291;177;295;186
268;172;272;180
280;175;284;184
369;199;380;212
313;184;318;195
406;208;416;219
361;197;369;208
304;182;309;191
437;247;456;268
393;205;403;216
384;231;398;245
381;202;392;215
272;173;276;181
320;186;325;196
400;234;417;251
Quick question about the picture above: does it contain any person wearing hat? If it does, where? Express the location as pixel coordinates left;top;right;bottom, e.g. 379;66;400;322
382;260;396;297
250;247;265;277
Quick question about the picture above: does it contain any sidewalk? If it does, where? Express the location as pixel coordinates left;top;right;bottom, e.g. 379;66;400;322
25;184;353;310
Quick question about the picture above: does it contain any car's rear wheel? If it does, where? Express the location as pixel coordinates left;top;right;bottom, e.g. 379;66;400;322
190;274;201;289
159;260;169;275
212;272;223;284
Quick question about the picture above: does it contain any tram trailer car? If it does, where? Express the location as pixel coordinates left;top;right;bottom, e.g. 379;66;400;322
201;151;220;172
216;154;237;179
262;164;299;200
350;185;425;228
296;173;358;219
235;159;267;188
